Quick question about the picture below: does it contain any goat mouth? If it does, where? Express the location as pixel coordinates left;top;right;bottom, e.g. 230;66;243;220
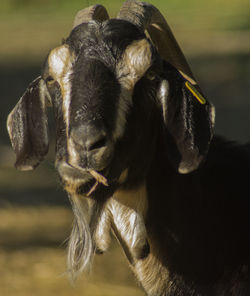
76;167;109;197
76;178;99;196
57;161;109;197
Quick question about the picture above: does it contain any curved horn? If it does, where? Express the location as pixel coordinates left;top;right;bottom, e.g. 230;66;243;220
117;0;195;84
73;4;109;29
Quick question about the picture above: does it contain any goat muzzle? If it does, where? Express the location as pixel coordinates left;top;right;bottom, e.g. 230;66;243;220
67;124;114;172
56;161;109;197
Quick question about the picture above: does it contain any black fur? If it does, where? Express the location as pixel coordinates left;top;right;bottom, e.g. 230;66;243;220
160;61;214;173
144;135;250;295
7;76;49;170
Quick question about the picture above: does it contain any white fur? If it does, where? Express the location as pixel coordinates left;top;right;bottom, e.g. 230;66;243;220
94;208;112;252
48;45;74;136
95;184;148;260
158;80;169;124
114;39;152;140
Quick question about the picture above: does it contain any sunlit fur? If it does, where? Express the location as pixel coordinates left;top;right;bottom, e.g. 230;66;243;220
69;184;149;276
108;185;148;260
67;194;93;280
47;45;75;137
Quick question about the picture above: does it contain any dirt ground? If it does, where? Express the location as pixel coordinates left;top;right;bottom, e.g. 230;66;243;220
0;206;144;296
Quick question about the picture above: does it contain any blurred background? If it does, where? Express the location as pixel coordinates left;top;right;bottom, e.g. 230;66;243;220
0;0;250;295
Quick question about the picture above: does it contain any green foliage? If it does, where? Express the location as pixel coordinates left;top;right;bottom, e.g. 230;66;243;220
1;0;249;32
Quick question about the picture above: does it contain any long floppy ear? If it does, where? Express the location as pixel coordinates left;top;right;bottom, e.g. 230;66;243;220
118;1;214;173
7;76;50;171
158;61;215;174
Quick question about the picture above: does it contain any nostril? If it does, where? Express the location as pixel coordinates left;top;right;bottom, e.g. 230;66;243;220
88;137;107;151
70;125;108;152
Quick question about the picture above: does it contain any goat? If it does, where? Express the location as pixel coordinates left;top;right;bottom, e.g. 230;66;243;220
7;1;250;295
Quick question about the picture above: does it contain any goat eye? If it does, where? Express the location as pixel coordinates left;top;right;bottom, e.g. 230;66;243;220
146;71;156;81
46;76;56;85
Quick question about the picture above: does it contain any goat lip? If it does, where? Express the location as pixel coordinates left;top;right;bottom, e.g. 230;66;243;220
57;162;91;183
77;179;99;197
57;161;109;186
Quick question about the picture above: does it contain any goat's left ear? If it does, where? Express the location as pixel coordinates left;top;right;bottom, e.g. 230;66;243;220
158;62;215;174
7;76;50;171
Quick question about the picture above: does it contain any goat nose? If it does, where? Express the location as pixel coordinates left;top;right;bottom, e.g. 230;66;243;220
70;125;108;151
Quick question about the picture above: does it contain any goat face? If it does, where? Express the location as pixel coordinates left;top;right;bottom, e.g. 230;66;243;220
44;20;160;198
7;5;215;201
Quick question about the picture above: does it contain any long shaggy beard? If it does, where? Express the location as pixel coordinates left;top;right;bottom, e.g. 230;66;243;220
67;194;94;281
67;193;107;281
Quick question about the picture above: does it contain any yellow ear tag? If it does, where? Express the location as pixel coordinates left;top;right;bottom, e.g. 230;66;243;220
185;81;206;105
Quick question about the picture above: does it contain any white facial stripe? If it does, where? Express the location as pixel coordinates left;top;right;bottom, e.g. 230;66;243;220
62;74;73;137
67;137;80;165
112;87;132;141
48;45;75;141
48;45;77;166
114;39;152;140
49;46;72;78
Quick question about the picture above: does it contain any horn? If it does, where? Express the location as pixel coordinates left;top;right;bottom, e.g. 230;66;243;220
73;4;109;29
117;0;195;84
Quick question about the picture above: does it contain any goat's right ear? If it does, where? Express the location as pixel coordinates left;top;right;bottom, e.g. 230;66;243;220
158;62;215;174
7;76;50;171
